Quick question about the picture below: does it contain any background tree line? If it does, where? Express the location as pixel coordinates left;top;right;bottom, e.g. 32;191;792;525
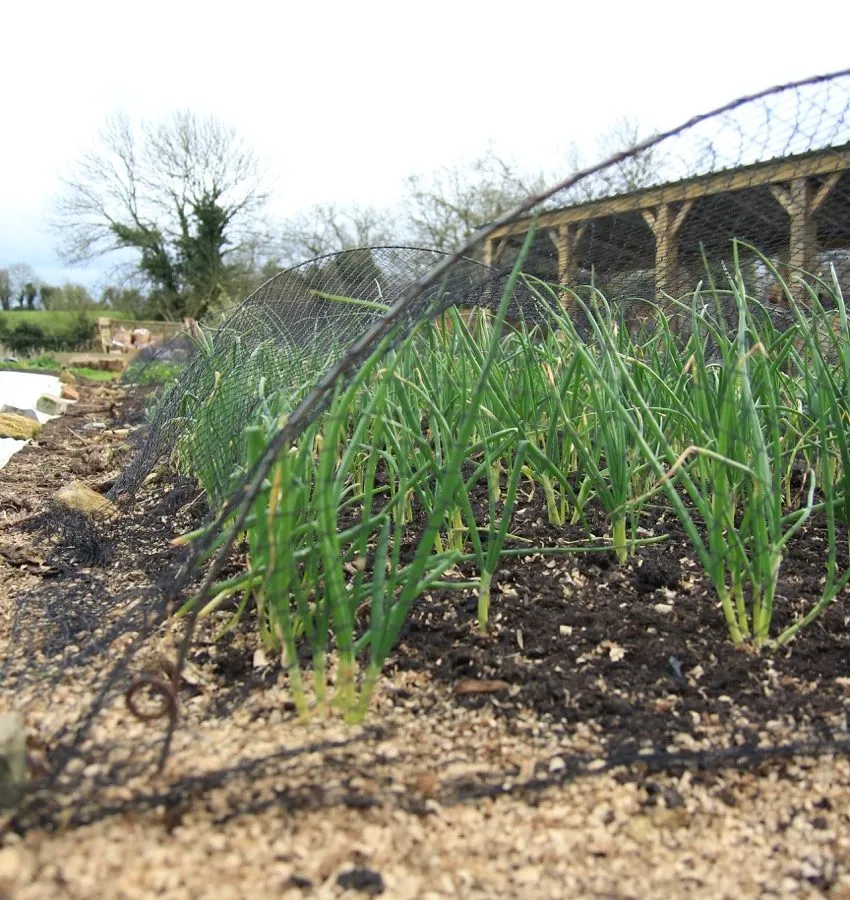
39;111;662;322
0;264;98;313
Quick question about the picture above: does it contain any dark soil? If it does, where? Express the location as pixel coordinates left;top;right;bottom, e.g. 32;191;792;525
389;494;850;752
3;381;849;770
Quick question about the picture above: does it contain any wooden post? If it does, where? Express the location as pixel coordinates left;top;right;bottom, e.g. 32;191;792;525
641;201;693;332
769;174;837;304
552;223;586;286
549;223;587;324
98;317;112;353
642;201;693;297
482;237;494;268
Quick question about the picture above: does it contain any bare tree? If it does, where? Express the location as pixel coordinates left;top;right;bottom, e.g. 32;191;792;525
5;263;37;309
276;202;397;266
401;147;547;252
52;111;271;319
40;283;96;310
0;270;11;311
562;118;666;203
273;147;547;268
23;282;38;310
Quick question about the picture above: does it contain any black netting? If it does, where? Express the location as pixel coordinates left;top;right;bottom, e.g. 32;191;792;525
112;248;533;499
6;68;850;838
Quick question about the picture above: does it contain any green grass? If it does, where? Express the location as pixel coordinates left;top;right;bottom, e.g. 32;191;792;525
124;359;185;386
0;353;62;370
0;310;91;325
163;243;850;718
0;310;140;323
0;354;121;382
69;367;120;382
0;310;97;353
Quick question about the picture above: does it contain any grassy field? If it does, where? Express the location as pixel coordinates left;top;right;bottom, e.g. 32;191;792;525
0;309;99;353
1;348;187;383
0;309;104;327
0;310;139;322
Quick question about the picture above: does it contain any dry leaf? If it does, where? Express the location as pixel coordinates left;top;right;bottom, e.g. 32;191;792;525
407;772;438;797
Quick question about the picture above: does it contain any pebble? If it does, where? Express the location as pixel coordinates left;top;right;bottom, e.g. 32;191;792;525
0;846;23;883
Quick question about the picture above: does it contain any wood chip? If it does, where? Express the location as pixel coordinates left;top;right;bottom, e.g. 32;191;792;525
453;679;510;696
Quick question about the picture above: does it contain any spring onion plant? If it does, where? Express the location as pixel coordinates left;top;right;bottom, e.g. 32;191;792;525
166;236;850;724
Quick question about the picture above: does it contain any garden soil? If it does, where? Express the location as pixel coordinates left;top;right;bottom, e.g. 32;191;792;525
1;381;850;899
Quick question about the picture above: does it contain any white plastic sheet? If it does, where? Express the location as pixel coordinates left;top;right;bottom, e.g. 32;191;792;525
0;371;64;469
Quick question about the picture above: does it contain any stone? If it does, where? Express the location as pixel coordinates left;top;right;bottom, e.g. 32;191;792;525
67;356;125;373
132;327;153;347
0;413;41;440
0;712;27;809
36;394;67;416
54;480;118;520
58;370;78;385
61;384;80;401
0;405;38;423
111;327;132;350
0;846;25;886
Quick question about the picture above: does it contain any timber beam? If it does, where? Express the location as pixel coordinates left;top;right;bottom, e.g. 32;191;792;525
488;144;850;242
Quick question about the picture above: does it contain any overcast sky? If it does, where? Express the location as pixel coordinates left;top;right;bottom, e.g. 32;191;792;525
2;0;849;293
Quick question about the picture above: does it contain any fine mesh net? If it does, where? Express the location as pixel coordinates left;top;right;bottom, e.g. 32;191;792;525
114;248;546;501
5;68;850;836
491;69;850;330
119;70;850;511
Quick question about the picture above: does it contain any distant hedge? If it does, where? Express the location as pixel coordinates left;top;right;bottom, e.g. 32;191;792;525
0;310;97;354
